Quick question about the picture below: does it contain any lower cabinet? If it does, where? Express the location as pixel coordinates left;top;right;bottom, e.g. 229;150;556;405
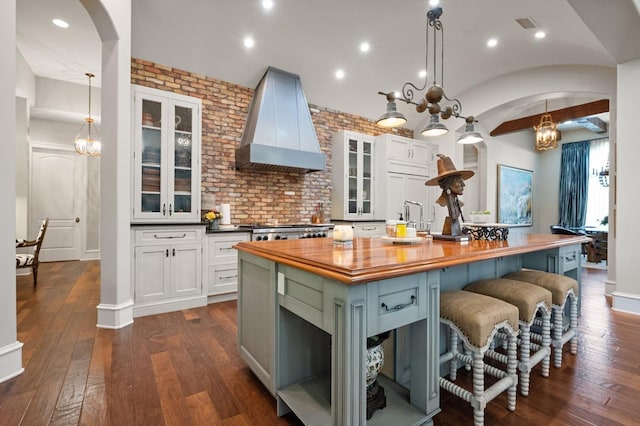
207;232;250;300
132;226;205;317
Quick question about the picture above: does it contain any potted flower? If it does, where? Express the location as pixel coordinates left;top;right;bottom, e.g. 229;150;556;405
205;209;222;230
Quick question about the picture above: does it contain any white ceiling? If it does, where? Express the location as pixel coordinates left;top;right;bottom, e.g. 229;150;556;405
16;0;640;133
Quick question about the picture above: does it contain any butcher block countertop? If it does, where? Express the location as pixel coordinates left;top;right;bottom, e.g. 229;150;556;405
234;234;589;285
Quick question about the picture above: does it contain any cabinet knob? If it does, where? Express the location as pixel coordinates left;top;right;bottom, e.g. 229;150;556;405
75;217;80;223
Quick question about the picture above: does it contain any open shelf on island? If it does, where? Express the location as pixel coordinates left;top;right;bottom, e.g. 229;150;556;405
277;373;429;425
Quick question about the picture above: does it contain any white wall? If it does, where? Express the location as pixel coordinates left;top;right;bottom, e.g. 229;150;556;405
15;48;35;103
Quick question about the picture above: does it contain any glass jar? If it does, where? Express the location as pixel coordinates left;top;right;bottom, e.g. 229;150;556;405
386;220;398;237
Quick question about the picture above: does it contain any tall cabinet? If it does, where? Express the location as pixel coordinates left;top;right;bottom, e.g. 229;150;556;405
331;130;376;220
131;85;202;223
375;133;438;223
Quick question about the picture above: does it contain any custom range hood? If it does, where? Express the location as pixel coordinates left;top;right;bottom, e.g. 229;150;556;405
235;67;326;173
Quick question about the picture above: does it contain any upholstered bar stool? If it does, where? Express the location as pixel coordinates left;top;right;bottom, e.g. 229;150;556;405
503;270;579;368
440;290;519;426
464;278;552;396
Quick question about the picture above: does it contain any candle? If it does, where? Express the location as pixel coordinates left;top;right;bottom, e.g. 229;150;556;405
333;225;353;242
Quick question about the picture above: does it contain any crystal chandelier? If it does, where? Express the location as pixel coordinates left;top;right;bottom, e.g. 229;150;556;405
375;3;482;144
534;100;557;151
593;160;609;187
75;72;101;156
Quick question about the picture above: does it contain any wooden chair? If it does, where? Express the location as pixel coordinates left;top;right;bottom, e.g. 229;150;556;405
16;218;49;287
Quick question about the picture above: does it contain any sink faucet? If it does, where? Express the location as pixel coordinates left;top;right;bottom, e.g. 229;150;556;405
404;200;424;231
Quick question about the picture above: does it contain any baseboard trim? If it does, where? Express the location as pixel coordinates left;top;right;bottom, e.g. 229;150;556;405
611;291;640;316
97;299;134;329
133;295;207;318
0;341;24;383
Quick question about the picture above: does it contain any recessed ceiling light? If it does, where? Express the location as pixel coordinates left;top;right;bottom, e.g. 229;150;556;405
243;37;255;49
360;42;370;53
429;0;440;6
262;0;274;10
419;70;427;78
535;31;546;39
335;69;345;80
487;38;498;48
52;18;69;29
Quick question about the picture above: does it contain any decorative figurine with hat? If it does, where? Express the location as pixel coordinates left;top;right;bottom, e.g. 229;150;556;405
425;154;474;240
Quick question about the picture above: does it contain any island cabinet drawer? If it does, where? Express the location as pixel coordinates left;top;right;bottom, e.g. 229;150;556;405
560;246;579;271
367;273;428;335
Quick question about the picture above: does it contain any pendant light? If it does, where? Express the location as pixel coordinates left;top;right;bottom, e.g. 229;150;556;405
375;4;482;143
534;100;557;151
75;72;101;156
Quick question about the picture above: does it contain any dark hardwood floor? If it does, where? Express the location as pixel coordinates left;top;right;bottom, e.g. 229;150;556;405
2;262;638;425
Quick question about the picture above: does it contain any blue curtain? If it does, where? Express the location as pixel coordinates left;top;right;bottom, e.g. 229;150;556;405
559;141;590;228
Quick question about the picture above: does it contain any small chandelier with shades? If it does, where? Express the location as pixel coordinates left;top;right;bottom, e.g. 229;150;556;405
74;72;101;156
534;100;558;151
375;1;482;144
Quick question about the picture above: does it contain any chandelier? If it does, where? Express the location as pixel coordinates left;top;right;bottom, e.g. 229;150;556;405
593;160;609;187
74;72;101;156
375;4;482;144
534;100;557;151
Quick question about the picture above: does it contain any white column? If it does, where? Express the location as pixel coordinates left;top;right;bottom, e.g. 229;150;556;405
0;0;24;383
82;0;134;328
612;58;640;315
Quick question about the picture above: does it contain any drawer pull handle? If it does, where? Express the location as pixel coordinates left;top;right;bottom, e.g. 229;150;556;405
220;274;237;280
362;226;377;231
219;247;234;251
381;295;416;312
154;233;187;239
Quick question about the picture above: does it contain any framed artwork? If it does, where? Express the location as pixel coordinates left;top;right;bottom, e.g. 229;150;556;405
497;164;533;227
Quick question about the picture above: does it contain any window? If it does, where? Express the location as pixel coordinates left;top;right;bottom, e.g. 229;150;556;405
585;138;609;227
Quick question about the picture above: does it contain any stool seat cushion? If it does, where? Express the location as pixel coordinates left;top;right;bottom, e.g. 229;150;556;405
464;278;552;323
441;290;519;348
503;271;578;306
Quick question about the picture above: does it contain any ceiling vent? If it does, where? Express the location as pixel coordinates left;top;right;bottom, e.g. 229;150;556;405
515;17;538;29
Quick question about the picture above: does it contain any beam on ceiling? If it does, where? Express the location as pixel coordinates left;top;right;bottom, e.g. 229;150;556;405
490;99;610;137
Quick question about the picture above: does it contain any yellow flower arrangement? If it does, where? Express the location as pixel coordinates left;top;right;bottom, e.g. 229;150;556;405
205;209;222;222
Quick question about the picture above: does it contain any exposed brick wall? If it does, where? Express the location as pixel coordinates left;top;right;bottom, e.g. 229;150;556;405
131;58;413;224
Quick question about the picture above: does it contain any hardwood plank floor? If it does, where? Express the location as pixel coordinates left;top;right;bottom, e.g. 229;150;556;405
2;262;638;425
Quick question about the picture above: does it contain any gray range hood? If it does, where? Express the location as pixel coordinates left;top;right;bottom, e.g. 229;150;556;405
235;67;326;173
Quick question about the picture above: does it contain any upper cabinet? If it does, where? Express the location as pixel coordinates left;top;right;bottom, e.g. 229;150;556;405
375;133;436;176
331;130;376;220
131;85;202;223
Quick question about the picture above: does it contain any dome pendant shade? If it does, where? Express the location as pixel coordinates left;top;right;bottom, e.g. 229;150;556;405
376;100;407;128
421;114;449;137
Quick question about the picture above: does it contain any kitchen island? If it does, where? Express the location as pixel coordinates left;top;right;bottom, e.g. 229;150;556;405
234;234;588;425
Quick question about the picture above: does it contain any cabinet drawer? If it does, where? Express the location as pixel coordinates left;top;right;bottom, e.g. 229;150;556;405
135;227;202;243
561;247;579;271
208;264;239;295
208;233;250;262
367;273;427;335
352;222;385;238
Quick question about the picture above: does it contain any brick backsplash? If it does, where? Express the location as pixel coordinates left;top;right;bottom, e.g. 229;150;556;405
132;58;413;224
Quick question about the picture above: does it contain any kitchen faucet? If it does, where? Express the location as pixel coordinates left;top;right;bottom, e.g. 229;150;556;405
404;200;424;231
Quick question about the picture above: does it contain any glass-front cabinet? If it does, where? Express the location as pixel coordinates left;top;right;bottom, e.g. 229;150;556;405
132;85;201;223
331;130;376;220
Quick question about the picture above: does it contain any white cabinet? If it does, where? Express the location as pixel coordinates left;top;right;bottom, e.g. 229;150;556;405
374;134;437;222
207;232;250;300
331;130;376;220
131;85;202;223
375;133;436;176
132;226;205;317
384;173;434;225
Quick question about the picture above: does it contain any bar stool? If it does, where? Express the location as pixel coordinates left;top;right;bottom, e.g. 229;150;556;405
440;290;519;426
503;270;578;368
464;278;552;396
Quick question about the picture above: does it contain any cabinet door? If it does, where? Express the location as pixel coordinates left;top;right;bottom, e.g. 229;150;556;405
132;85;201;223
133;91;169;220
169;101;199;219
171;243;202;298
385;173;431;227
135;245;171;303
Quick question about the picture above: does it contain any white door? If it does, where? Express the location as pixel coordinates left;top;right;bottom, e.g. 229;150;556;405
31;146;82;262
